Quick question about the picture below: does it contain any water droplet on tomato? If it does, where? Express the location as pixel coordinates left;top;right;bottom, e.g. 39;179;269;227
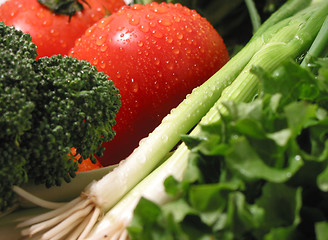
154;58;160;65
116;71;121;78
126;12;132;18
166;37;173;43
152;5;169;14
139;24;149;33
137;41;144;47
132;4;143;10
100;61;106;69
146;13;155;20
96;36;106;45
50;29;59;36
158;19;172;26
92;58;98;65
185;26;192;33
166;61;174;70
98;18;112;28
129;17;140;26
152;30;163;38
149;21;156;28
191;11;200;20
185;48;191;54
172;48;179;55
173;16;181;22
154;80;159;89
177;33;183;40
90;33;96;40
100;44;107;52
131;79;138;93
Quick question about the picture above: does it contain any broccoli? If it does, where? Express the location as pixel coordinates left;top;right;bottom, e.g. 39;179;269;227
0;21;121;212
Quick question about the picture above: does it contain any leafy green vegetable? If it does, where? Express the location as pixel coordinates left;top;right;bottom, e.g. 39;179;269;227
128;56;328;239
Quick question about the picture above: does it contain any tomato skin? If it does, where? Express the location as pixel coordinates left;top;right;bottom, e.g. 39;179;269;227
70;148;103;173
0;0;126;58
69;2;229;166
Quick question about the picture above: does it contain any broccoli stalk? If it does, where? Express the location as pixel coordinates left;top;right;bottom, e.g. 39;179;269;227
0;21;121;212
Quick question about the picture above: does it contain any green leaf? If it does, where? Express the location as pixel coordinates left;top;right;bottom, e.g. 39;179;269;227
316;155;328;192
315;221;328;240
164;175;188;197
234;118;267;138
255;183;302;233
304;119;328;161
226;136;303;182
266;129;291;146
252;60;321;105
284;101;318;138
263;225;300;240
128;197;162;237
188;182;240;212
224;192;265;237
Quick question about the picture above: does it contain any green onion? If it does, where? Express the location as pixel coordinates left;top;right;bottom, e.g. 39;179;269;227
244;0;262;33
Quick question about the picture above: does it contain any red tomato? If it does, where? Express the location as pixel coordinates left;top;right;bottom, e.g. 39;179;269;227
70;147;103;173
0;0;126;58
69;2;229;166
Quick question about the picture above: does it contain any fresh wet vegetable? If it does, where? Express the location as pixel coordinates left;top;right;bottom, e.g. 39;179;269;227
0;0;126;58
87;1;328;238
14;1;328;239
69;2;230;166
0;21;121;212
128;53;328;240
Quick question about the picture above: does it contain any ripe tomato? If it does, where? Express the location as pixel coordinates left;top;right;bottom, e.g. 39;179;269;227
69;2;229;166
0;0;126;58
71;147;103;173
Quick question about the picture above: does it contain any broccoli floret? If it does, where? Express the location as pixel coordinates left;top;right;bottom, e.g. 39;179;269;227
0;22;38;211
0;21;37;59
0;22;121;211
25;55;121;187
